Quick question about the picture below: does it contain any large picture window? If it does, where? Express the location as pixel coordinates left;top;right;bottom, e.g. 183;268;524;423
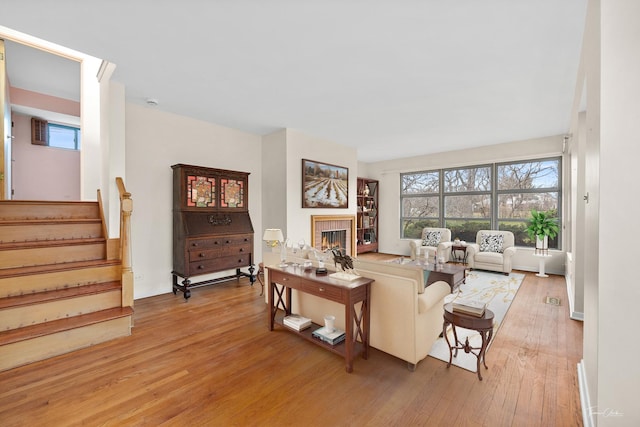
401;171;440;238
443;166;492;242
496;159;560;248
401;157;561;249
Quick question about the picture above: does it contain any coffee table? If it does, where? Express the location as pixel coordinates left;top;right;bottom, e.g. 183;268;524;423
443;302;495;380
390;259;466;292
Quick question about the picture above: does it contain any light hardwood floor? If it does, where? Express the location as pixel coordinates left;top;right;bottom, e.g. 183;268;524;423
0;256;583;426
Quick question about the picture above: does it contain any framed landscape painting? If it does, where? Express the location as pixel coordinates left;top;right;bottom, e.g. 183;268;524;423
302;159;349;208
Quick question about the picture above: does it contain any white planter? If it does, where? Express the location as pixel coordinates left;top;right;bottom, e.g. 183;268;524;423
536;235;549;255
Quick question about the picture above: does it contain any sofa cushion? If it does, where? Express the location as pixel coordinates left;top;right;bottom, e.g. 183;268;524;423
475;251;504;264
422;231;441;247
479;233;504;253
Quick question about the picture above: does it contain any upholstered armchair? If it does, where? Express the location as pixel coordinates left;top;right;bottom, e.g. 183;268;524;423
466;230;517;274
408;227;452;261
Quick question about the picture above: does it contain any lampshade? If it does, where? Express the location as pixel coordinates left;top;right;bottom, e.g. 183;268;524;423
263;228;284;242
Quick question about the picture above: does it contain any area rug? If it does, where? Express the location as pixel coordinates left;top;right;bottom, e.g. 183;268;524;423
427;270;525;373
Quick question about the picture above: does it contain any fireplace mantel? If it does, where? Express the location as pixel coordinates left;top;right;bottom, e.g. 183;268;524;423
311;215;356;257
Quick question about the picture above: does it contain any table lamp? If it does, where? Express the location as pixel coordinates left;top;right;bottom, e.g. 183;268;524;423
263;228;287;267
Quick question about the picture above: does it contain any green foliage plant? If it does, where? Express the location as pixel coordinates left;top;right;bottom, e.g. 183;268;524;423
525;210;559;240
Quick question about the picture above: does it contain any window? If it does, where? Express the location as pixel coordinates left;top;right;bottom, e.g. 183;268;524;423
443;166;492;242
497;159;560;248
31;118;80;150
400;157;561;248
400;171;440;238
48;123;81;150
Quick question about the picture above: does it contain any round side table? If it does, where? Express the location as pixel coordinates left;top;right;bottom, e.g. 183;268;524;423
443;302;495;380
450;244;468;264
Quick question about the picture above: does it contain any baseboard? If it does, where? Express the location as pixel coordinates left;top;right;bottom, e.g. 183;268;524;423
513;265;563;276
577;359;594;427
570;310;584;321
565;275;584;321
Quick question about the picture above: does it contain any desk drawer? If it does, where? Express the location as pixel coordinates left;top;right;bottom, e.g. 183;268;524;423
268;270;300;288
189;253;252;274
188;235;253;250
188;243;251;261
297;280;344;302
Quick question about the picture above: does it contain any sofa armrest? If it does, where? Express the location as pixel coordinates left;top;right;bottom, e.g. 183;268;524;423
503;246;517;259
439;241;453;250
408;239;422;260
418;281;450;314
437;241;453;261
466;243;480;257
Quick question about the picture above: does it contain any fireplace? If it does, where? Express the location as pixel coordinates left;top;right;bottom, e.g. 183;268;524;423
311;215;356;257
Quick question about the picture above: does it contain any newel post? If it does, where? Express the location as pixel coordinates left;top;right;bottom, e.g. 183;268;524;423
114;177;135;308
120;191;134;308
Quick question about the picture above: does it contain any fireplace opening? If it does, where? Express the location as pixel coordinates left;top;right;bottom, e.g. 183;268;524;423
321;230;347;253
311;215;355;257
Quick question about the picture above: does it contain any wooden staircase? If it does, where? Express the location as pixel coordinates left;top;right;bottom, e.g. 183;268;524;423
0;184;134;371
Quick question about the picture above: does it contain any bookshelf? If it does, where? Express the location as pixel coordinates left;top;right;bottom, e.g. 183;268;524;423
357;177;378;254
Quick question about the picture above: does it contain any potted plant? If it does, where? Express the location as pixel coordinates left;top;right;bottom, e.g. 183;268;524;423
525;210;559;254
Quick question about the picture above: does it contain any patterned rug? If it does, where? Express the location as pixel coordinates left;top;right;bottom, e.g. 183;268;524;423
427;270;525;373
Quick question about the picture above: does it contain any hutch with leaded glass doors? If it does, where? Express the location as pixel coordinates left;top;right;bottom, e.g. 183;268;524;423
171;164;255;299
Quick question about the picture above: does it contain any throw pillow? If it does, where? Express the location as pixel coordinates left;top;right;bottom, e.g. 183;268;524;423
422;231;441;247
479;233;504;253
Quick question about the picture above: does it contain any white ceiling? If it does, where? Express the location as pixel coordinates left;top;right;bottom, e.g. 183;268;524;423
1;1;587;163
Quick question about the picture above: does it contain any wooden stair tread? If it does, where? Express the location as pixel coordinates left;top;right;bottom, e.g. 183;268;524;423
0;259;121;279
0;218;101;225
0;306;134;346
0;237;106;250
0;281;121;310
0;201;100;221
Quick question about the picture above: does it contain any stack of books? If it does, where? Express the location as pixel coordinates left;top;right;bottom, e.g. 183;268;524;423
452;299;487;317
312;326;346;345
283;314;312;331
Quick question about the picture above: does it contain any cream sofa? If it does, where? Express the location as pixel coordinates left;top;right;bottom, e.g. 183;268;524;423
263;250;450;370
408;227;452;261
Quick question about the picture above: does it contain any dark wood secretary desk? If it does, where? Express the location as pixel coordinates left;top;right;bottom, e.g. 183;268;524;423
172;164;255;299
267;265;373;373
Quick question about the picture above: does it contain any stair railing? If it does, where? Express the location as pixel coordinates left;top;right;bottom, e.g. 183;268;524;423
116;177;134;307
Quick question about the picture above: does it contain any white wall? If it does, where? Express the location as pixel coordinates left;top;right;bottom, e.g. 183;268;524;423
125;103;263;299
363;136;565;274
284;129;358;247
594;0;640;424
261;129;288;236
79;55;104;202
11;112;80;200
106;80;126;237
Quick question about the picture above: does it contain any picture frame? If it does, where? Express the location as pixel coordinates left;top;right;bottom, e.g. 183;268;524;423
302;159;349;208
